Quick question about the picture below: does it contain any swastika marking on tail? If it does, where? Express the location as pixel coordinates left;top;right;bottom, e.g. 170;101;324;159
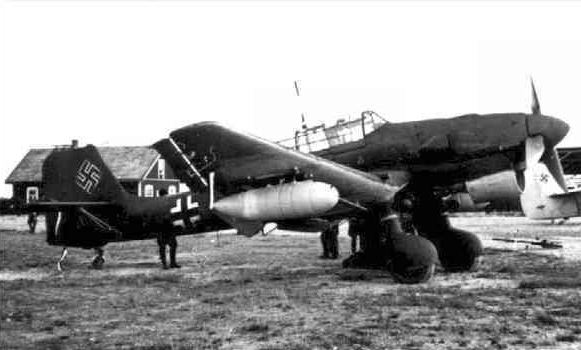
76;160;101;194
539;173;549;183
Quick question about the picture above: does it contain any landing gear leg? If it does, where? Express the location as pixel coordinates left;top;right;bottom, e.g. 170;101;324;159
405;186;483;272
342;211;437;284
342;213;389;269
57;247;68;272
91;247;105;269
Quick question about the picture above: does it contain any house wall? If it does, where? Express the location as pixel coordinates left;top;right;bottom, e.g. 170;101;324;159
139;180;180;197
139;158;181;197
12;182;43;204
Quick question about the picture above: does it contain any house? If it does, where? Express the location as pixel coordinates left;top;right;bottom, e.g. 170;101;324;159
5;145;182;204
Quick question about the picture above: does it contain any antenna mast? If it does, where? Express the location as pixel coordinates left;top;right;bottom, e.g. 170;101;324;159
294;80;308;130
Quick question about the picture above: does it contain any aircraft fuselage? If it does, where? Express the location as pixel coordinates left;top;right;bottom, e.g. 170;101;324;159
315;113;569;186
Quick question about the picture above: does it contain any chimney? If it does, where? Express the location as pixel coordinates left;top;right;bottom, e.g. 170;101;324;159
71;139;78;148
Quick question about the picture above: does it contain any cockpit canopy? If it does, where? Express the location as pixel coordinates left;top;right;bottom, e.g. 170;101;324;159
278;111;387;153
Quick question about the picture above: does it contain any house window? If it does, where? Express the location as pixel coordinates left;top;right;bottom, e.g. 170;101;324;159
144;184;154;198
26;187;39;203
158;159;165;179
168;185;177;195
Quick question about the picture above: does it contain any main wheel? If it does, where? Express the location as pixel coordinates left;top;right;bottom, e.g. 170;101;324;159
433;228;482;272
389;233;438;284
91;255;105;269
391;263;435;284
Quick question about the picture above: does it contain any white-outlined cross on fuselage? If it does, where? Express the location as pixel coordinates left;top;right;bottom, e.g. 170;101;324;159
170;194;199;214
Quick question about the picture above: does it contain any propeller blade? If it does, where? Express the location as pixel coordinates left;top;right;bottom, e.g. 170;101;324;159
530;78;541;115
540;147;569;193
524;136;568;194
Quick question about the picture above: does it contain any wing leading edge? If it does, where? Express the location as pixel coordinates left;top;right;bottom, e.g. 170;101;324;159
155;122;400;208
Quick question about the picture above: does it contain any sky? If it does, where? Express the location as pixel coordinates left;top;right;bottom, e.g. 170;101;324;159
1;0;580;197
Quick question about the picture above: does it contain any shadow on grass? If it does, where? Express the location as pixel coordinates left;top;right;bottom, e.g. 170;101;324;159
336;269;391;282
519;277;581;289
109;261;161;269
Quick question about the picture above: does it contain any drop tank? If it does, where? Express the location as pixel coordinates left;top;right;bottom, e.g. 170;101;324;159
212;180;339;221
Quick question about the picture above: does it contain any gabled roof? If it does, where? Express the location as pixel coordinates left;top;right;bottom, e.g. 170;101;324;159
6;146;160;183
100;147;159;180
5;149;51;184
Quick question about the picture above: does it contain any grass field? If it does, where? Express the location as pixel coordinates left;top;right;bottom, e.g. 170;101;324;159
1;216;580;349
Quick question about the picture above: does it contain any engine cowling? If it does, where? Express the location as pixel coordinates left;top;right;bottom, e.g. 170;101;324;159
465;170;524;203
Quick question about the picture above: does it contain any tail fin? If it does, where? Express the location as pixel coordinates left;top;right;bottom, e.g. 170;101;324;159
520;161;581;219
42;145;126;203
524;162;565;199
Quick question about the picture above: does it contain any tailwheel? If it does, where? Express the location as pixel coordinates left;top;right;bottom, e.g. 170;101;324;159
90;247;105;269
91;256;105;269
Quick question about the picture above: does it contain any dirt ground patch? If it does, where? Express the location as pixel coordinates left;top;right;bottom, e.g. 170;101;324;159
1;216;580;349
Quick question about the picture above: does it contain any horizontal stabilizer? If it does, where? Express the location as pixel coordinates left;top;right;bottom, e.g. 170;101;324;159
22;201;112;212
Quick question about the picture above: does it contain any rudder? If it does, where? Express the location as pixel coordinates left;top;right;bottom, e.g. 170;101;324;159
42;145;125;203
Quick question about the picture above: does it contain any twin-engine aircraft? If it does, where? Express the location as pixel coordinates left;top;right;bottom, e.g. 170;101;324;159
29;83;569;283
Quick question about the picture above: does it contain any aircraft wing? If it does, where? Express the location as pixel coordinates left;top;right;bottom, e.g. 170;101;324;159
154;122;400;210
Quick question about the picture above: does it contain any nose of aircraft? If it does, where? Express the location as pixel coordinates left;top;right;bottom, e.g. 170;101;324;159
527;115;570;147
